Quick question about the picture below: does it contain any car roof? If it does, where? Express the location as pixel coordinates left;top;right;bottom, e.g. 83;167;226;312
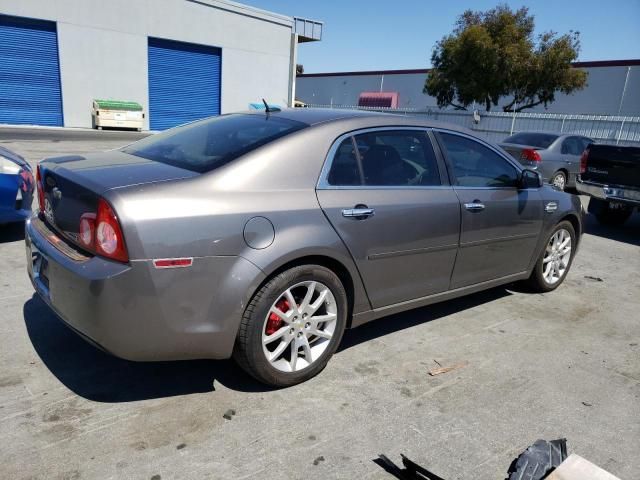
243;108;470;133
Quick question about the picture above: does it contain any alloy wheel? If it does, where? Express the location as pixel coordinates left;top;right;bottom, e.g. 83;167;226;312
552;173;566;191
542;228;572;285
261;281;337;373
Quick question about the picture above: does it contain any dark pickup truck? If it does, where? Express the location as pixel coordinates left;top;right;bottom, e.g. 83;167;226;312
577;144;640;225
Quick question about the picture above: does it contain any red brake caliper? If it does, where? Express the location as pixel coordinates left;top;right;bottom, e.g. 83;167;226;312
265;298;290;335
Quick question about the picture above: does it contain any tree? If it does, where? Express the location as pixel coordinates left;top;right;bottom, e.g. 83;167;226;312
424;5;588;112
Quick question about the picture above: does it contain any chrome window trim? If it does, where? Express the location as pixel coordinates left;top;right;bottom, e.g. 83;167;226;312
316;126;445;190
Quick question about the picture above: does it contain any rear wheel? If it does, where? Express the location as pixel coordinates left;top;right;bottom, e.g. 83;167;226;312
527;221;575;292
550;171;567;191
234;265;348;387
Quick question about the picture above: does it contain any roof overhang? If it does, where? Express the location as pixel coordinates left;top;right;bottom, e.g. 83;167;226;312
294;17;323;43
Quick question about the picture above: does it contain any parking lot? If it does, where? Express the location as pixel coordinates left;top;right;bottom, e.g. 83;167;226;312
1;127;639;480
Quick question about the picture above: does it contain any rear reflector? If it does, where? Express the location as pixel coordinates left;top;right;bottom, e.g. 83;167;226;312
153;258;193;269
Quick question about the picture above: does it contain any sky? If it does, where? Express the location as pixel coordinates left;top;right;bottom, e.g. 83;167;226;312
243;0;640;73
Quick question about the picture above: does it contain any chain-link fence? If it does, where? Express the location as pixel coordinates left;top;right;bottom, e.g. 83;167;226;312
305;104;640;146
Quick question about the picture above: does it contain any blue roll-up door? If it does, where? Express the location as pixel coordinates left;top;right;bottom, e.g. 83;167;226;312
148;38;221;131
0;15;63;126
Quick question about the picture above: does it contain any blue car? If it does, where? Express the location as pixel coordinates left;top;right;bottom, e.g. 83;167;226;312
0;146;34;224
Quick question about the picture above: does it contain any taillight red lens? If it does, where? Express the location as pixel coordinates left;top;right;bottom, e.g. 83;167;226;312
94;198;128;262
580;149;589;174
79;213;96;249
520;148;542;163
36;165;45;213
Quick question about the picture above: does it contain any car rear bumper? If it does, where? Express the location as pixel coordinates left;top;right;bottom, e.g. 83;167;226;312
576;178;640;206
25;216;265;361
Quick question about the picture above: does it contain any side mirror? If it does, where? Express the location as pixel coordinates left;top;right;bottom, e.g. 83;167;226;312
519;169;542;189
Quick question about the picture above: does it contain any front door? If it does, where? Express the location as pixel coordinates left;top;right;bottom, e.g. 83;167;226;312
317;129;460;309
435;131;543;289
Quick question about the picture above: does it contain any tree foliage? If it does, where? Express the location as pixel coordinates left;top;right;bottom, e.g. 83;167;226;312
424;5;588;112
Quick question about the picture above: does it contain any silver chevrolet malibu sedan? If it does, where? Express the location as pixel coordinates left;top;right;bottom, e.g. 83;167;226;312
25;109;583;386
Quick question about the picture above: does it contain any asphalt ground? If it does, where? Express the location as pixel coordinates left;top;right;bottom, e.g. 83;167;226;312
0;127;638;479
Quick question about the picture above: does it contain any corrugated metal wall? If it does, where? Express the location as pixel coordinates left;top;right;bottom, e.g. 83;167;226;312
148;37;221;131
0;14;63;126
305;104;640;146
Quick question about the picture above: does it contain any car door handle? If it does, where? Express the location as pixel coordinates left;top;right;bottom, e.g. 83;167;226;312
342;207;375;219
464;201;485;212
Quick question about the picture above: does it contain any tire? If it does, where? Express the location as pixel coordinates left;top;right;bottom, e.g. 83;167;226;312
550;171;567;191
234;265;348;387
527;221;576;292
589;198;633;226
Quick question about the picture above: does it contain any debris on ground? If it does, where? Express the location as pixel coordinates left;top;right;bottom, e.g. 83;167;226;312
507;439;568;480
223;409;236;420
546;454;622;480
313;456;325;466
584;275;604;282
374;453;445;480
427;361;468;376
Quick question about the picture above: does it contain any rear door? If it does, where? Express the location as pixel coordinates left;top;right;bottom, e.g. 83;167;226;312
560;136;588;181
316;128;460;309
435;130;543;289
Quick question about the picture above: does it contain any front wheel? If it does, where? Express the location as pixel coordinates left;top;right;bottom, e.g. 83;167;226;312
527;221;576;292
234;265;348;387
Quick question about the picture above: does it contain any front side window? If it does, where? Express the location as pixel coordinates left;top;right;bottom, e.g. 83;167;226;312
326;130;441;187
123;114;307;173
438;132;519;188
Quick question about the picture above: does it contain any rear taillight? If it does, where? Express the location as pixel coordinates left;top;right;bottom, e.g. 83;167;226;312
78;199;128;262
580;149;589;174
36;165;45;213
79;213;96;249
520;148;542;163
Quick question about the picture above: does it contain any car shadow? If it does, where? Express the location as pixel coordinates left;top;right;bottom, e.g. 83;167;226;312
23;295;274;402
25;287;513;402
0;221;25;243
583;211;640;246
338;287;512;352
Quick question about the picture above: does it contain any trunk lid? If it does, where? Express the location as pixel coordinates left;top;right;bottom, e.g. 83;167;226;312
39;151;198;245
582;144;640;187
498;143;544;166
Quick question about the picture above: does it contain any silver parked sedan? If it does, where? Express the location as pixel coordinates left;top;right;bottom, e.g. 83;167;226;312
25;109;583;386
500;132;594;191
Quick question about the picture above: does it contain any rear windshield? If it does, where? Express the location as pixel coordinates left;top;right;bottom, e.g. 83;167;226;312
122;114;307;173
503;132;559;149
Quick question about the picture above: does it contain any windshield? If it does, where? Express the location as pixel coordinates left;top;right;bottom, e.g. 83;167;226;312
122;114;307;173
503;132;559;149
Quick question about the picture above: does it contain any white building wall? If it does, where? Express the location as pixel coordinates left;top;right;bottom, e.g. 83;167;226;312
0;0;294;129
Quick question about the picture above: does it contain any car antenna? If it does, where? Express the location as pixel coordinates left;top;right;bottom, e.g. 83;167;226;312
262;98;271;113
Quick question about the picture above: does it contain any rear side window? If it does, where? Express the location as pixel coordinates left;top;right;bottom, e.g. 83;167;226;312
439;132;519;188
504;132;559;149
123;114;307;173
561;137;584;155
326;130;441;187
